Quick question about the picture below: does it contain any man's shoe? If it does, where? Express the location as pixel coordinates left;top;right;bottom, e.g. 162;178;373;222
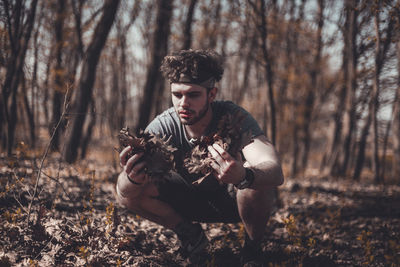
242;259;264;267
175;222;208;257
240;234;265;267
240;247;265;267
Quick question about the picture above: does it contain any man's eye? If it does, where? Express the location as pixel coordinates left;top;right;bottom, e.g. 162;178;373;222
188;93;200;98
173;93;182;98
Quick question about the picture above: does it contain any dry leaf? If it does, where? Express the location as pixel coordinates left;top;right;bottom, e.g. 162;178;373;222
117;128;177;181
184;110;254;185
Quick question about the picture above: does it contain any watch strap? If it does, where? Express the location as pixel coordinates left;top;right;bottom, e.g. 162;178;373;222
235;167;255;190
126;174;143;185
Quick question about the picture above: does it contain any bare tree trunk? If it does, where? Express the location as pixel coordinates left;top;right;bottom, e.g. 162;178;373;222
112;2;140;130
109;45;120;131
98;64;107;134
80;99;96;159
7;81;17;154
251;0;277;145
353;108;372;180
182;0;198;50
235;31;257;104
68;0;85;85
289;0;306;177
50;0;66;151
137;0;174;131
63;0;120;163
30;6;43;148
0;0;38;155
208;0;221;50
118;29;127;130
381;90;397;180
107;20;131;132
71;0;85;58
218;2;232;58
0;93;5;148
380;34;400;180
302;0;324;170
370;6;394;183
42;50;52;127
277;0;295;120
21;75;35;147
371;14;381;183
392;41;400;181
291;124;300;177
339;0;358;177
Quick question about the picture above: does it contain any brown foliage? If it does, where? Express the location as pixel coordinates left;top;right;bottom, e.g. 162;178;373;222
1;155;400;266
117;127;177;181
184;110;253;185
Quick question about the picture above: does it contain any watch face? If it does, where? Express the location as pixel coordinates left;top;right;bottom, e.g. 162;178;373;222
236;177;250;189
241;180;249;189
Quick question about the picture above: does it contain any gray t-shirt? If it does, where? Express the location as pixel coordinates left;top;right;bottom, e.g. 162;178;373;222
145;100;263;184
145;100;263;155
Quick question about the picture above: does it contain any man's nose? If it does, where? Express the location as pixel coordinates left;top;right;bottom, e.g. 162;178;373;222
181;95;190;107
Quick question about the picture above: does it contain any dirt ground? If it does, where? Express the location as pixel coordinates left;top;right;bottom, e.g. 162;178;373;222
1;153;399;266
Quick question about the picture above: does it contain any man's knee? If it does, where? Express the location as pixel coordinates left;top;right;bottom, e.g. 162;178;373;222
236;187;276;216
116;181;159;212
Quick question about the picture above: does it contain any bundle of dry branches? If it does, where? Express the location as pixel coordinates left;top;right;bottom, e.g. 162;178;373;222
117;128;177;181
184;110;253;185
117;111;252;186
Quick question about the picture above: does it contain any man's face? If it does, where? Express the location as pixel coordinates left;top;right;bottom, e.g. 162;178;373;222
171;83;216;125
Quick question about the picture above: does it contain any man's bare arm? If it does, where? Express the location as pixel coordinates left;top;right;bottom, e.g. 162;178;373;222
242;135;284;188
207;134;283;188
116;146;147;206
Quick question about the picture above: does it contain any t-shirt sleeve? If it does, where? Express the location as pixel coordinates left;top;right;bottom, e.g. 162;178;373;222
239;106;264;138
144;111;183;150
145;117;169;137
145;118;161;134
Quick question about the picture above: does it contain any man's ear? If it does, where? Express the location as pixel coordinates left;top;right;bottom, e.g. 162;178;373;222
208;87;218;101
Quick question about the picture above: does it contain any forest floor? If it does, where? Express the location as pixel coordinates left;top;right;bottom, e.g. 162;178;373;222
1;146;400;266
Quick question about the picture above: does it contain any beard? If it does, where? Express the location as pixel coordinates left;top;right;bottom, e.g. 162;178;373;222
178;98;210;125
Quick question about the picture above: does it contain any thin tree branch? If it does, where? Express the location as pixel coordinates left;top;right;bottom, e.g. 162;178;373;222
1;0;15;52
26;86;71;225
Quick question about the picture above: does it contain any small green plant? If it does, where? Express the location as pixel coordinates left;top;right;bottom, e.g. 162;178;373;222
384;239;400;266
3;208;23;224
28;259;38;267
283;214;302;247
16;141;28;158
326;208;341;229
282;213;317;266
237;223;245;244
79;246;90;265
80;170;96;227
89;170;95;214
357;230;374;265
0;176;24;199
105;201;115;237
307;237;316;248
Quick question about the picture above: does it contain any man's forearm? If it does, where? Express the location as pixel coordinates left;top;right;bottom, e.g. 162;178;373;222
248;161;284;189
116;172;142;203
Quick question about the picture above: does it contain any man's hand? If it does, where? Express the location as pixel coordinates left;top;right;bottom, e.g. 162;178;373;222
207;143;246;185
120;146;147;184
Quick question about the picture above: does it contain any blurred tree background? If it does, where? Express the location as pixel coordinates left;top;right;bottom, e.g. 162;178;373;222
0;0;399;183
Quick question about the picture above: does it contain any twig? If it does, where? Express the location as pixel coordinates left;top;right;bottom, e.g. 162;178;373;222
41;170;74;202
9;171;28;212
26;86;70;226
12;192;27;213
34;235;55;260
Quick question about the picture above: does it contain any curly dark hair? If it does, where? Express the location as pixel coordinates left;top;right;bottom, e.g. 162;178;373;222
160;49;224;85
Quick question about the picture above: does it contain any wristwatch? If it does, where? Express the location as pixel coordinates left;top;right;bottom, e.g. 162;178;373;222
235;168;255;190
